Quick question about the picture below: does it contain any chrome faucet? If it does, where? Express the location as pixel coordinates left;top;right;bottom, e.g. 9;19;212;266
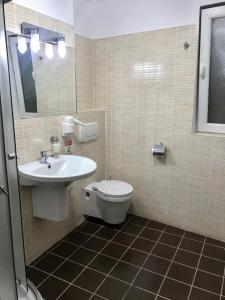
39;151;50;164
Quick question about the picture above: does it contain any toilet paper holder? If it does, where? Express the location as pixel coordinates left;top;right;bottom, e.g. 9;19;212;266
152;142;166;157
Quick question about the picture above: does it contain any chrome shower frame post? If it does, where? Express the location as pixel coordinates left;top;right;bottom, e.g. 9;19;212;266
0;0;27;298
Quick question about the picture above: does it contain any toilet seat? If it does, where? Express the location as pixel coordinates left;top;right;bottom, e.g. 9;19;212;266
95;180;133;202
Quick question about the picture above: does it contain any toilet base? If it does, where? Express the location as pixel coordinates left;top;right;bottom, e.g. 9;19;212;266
83;182;132;225
100;198;130;224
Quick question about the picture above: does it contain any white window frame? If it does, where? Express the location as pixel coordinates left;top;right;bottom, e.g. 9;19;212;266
197;5;225;133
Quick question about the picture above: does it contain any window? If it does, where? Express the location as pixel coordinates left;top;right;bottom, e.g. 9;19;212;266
196;4;225;133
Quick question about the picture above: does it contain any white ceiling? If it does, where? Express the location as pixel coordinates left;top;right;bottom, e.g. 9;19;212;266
13;0;74;25
75;0;225;39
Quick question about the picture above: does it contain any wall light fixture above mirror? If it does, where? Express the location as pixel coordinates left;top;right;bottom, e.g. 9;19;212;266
19;22;67;59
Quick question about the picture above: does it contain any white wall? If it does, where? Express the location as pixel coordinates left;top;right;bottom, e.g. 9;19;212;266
75;0;225;39
13;0;74;25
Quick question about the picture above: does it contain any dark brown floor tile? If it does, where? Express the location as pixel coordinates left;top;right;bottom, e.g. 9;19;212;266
124;286;156;300
50;241;78;258
53;260;84;282
180;238;203;254
167;262;195;284
91;296;105;300
101;242;127;259
152;243;176;260
121;223;143;236
140;228;161;241
159;233;181;247
144;255;170;275
78;222;102;235
206;237;225;248
70;247;97;266
203;244;225;261
121;248;148;267
132;237;155;253
74;268;105;292
165;225;184;236
26;267;48;286
189;287;220;300
110;261;139;283
92;296;105;300
85;216;114;227
112;232;135;246
159;278;190;300
148;220;166;231
95;227;118;240
199;255;225;276
174;249;199;268
128;214;149;226
38;276;68;300
59;285;91;300
97;277;129;300
30;253;48;266
34;253;64;273
65;231;90;245
89;254;117;274
194;270;223;294
134;269;163;294
83;237;108;252
184;231;205;242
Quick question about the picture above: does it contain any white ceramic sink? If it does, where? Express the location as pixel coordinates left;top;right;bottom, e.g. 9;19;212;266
18;155;97;183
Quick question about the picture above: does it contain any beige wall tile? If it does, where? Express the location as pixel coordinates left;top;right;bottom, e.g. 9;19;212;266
92;24;225;242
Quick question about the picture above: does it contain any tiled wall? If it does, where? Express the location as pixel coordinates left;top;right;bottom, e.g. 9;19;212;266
5;3;105;264
92;25;225;242
75;34;94;111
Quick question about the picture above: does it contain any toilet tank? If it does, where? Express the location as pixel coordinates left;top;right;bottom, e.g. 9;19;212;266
83;182;102;219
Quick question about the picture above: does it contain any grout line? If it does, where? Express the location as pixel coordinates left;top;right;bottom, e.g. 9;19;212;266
30;262;224;299
73;220;225;252
35;223;105;289
187;237;206;300
47;246;225;280
91;219;152;299
65;227;225;263
156;230;186;298
28;218;225;300
62;235;225;263
55;218;132;300
121;223;168;300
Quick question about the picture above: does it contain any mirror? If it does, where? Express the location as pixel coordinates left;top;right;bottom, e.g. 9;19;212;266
8;34;76;118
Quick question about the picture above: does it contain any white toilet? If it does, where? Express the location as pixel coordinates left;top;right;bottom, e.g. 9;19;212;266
83;180;133;224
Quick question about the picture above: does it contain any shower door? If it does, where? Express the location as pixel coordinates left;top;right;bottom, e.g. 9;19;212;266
0;0;27;299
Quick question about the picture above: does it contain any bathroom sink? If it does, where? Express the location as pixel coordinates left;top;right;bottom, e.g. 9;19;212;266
18;155;97;183
18;155;97;222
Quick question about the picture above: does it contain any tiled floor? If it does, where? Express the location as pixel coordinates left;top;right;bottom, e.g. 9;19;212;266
27;214;225;300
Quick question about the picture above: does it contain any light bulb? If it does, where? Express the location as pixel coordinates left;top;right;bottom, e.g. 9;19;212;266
58;39;66;58
45;43;54;59
18;37;27;54
30;32;40;53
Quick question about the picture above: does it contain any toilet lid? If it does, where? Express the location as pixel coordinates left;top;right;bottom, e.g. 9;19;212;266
96;180;133;198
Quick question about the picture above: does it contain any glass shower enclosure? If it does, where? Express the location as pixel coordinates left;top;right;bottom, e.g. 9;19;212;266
0;0;42;299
